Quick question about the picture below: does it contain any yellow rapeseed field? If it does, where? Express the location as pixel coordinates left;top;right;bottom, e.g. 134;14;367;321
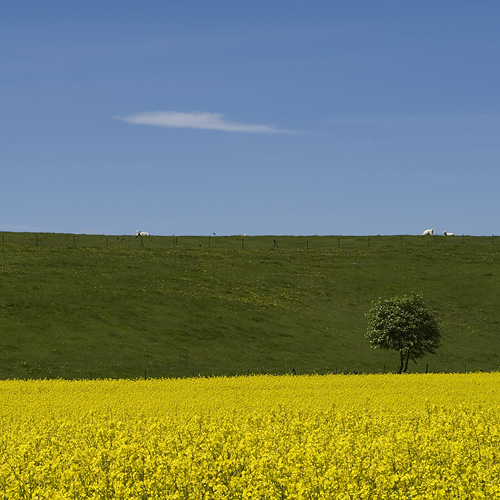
1;373;499;499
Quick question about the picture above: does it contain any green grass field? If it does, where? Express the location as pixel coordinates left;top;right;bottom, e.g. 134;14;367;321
0;232;499;378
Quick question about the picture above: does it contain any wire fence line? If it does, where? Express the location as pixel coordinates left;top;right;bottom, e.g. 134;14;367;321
1;232;498;251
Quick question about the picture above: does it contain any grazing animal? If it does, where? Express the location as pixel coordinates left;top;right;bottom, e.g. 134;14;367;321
422;229;434;236
136;230;150;237
443;231;454;236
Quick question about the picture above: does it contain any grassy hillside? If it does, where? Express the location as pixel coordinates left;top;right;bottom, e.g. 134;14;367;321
0;233;499;378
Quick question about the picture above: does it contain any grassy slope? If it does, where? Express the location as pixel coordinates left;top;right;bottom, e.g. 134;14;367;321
0;233;499;378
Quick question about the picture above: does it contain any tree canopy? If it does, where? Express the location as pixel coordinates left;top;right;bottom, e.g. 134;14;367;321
365;293;441;373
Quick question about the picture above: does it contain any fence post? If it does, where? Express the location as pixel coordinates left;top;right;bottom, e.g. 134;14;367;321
337;237;340;248
400;235;403;245
306;238;309;249
35;234;39;246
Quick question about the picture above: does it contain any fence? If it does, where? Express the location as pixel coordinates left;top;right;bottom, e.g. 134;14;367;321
0;232;498;252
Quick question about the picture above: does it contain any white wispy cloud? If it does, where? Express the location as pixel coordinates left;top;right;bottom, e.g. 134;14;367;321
117;111;294;133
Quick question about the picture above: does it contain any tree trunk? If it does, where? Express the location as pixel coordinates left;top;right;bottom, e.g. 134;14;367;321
398;350;404;374
403;350;411;373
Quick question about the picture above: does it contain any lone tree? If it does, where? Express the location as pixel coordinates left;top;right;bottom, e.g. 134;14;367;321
365;293;440;373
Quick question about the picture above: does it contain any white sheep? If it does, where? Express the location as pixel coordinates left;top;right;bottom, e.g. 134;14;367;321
422;229;434;236
136;230;150;237
443;231;454;236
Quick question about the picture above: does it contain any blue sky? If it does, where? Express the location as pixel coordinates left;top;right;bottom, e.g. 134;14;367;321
2;1;499;236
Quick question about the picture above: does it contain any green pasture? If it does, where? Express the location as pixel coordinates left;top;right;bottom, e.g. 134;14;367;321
0;232;499;378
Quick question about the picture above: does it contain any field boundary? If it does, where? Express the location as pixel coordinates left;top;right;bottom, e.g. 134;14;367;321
7;363;496;381
1;231;498;251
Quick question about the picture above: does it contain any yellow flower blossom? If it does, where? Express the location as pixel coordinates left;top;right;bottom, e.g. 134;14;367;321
0;373;499;499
